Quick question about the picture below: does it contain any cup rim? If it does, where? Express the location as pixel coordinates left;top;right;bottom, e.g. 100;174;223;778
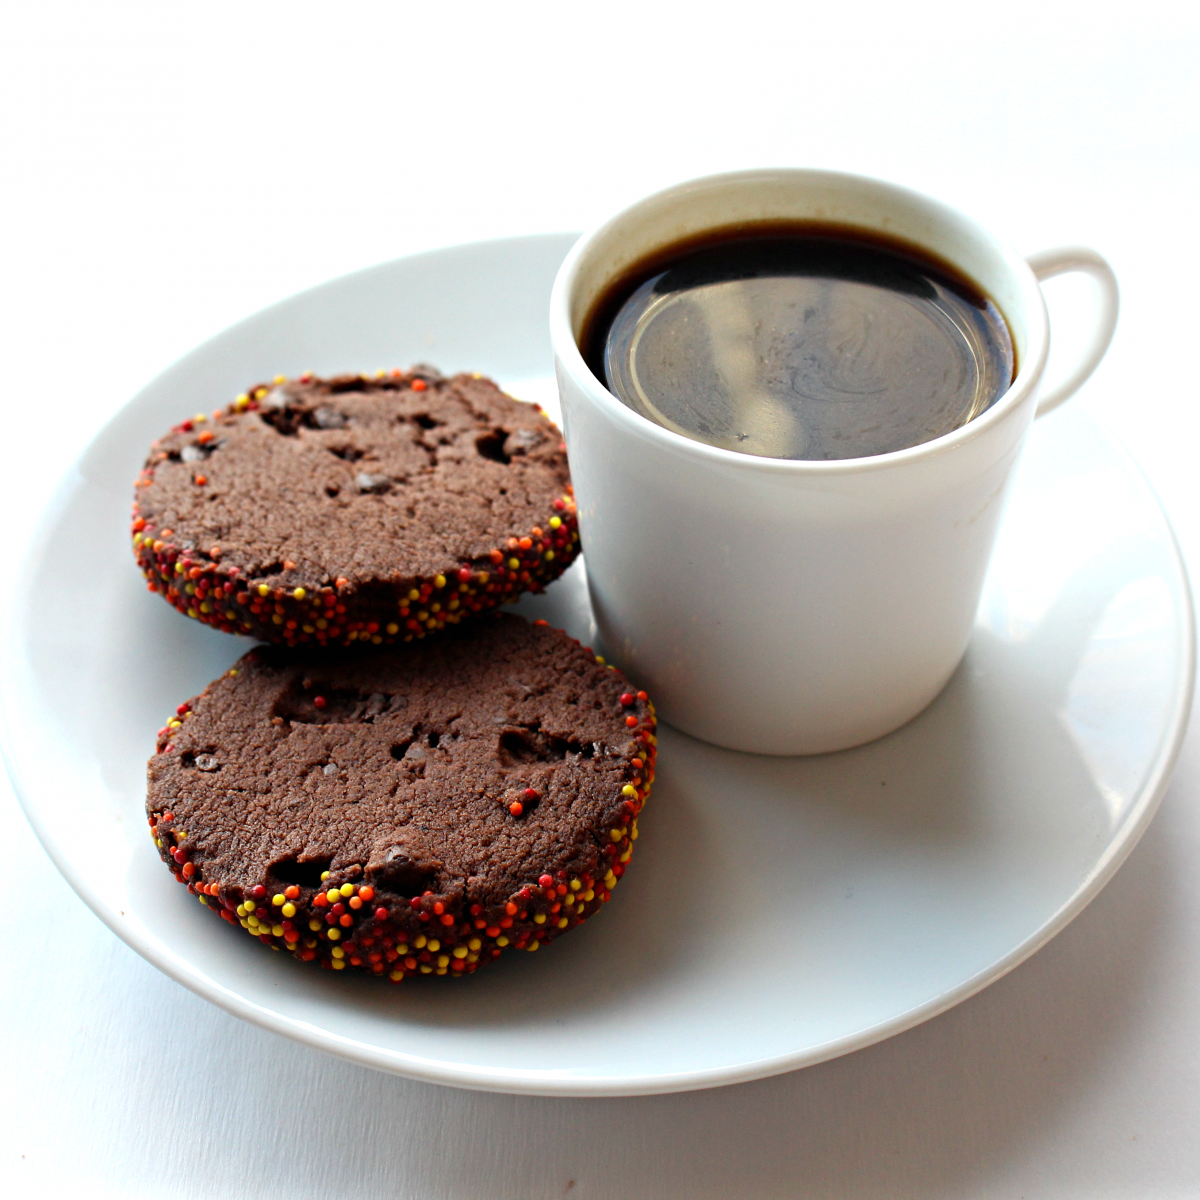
550;168;1051;475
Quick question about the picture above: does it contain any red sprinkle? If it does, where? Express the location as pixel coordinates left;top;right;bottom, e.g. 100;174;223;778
620;693;634;707
509;801;524;816
625;715;638;728
194;475;207;486
523;788;539;800
313;696;327;709
412;378;428;392
539;875;554;888
637;691;648;702
251;885;266;900
374;906;390;921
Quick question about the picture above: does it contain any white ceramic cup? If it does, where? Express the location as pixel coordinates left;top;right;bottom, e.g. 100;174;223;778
550;169;1119;755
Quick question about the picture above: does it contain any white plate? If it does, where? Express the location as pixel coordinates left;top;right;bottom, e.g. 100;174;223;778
3;235;1194;1097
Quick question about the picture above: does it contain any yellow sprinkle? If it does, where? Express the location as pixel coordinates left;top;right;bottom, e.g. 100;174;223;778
327;928;341;941
619;847;632;863
339;883;353;897
437;955;450;968
427;939;440;953
467;952;479;963
331;946;345;959
386;623;398;635
595;656;606;665
257;584;269;597
430;602;441;613
271;924;284;937
194;413;207;422
301;624;314;634
534;913;547;925
271;614;283;625
527;940;540;952
610;828;623;842
234;393;250;410
323;889;338;903
229;669;239;676
167;719;181;729
420;965;432;974
583;889;595;902
236;904;247;917
544;551;555;561
309;919;322;932
557;917;569;928
332;958;345;969
247;916;260;928
389;970;404;981
434;574;446;588
414;934;427;949
508;558;520;570
408;588;420;601
478;572;489;583
272;894;285;907
282;903;296;918
496;935;509;946
569;879;581;891
622;785;637;798
316;619;328;630
549;516;562;529
396;944;409;956
198;895;209;906
293;587;306;600
226;610;237;620
274;374;286;384
631;820;639;841
452;946;468;959
372;635;382;644
320;870;330;881
239;919;250;929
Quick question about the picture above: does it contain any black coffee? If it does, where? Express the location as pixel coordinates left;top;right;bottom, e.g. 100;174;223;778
582;222;1016;460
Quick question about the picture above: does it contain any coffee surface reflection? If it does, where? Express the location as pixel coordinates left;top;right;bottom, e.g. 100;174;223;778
586;224;1015;460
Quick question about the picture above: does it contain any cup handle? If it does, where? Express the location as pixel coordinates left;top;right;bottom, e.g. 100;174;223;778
1026;247;1120;418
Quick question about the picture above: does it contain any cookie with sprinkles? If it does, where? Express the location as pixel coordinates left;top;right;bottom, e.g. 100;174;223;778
131;368;580;646
147;614;656;980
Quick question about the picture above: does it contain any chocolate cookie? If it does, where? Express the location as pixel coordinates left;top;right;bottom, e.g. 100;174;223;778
131;368;580;646
147;615;657;980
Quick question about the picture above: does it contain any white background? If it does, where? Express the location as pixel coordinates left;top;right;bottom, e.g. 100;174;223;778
3;2;1199;1196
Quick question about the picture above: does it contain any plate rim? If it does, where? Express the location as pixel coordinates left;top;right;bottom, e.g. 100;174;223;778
2;233;1194;1096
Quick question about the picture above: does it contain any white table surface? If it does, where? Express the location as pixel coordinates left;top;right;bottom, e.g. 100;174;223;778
3;3;1199;1195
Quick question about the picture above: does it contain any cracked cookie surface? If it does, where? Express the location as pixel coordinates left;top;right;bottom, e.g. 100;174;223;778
148;614;657;980
131;368;579;645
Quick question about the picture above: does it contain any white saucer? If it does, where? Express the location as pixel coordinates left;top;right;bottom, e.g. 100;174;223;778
2;235;1193;1097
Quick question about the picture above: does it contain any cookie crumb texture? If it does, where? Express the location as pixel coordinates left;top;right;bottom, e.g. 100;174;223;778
131;369;580;646
147;616;656;980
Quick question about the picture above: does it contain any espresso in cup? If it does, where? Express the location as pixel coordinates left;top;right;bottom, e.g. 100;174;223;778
582;222;1016;460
